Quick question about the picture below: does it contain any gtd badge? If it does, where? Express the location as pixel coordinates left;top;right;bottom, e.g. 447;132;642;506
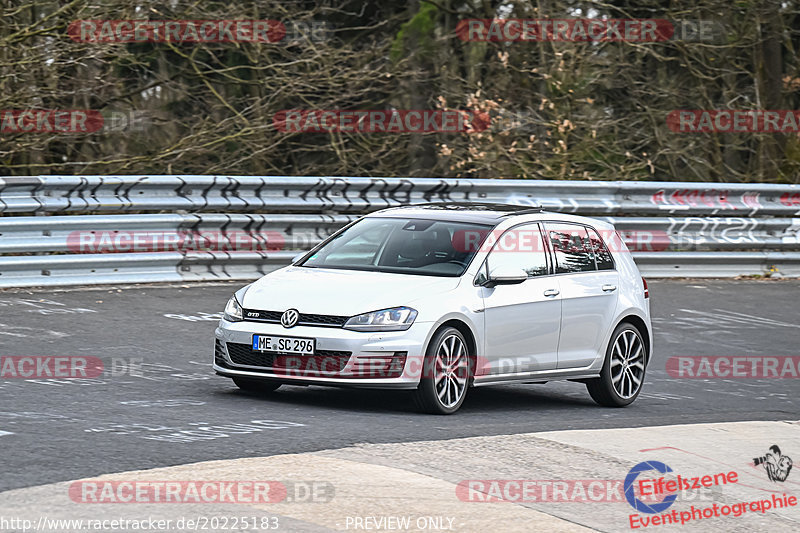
281;309;300;328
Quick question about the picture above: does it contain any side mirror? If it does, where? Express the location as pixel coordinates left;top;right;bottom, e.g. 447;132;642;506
484;266;528;288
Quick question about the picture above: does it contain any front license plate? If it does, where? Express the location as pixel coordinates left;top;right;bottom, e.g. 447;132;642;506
252;335;315;355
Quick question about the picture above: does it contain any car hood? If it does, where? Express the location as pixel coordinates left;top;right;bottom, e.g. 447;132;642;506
242;266;461;317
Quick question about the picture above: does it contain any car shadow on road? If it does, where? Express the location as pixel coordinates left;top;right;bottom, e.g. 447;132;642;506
212;380;598;415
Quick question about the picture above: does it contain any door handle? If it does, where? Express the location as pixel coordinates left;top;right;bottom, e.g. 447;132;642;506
602;285;617;292
543;288;560;297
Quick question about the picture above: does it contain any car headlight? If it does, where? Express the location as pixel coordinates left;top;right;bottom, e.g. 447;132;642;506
223;295;243;322
343;306;418;332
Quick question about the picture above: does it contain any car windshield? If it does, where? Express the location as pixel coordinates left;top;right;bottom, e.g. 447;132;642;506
297;217;493;277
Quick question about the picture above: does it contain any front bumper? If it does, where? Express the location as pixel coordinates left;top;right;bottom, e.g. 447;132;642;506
213;318;432;389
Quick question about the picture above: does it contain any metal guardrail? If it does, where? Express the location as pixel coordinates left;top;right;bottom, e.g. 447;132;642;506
0;213;353;254
0;251;298;287
601;216;800;251
1;175;799;215
1;214;797;255
632;252;800;278
0;176;798;287
2;250;797;287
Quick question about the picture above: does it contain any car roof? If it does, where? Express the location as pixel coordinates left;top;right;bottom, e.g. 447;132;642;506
365;203;615;230
366;202;544;225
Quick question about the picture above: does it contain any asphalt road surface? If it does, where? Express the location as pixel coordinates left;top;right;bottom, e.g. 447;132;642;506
0;280;798;492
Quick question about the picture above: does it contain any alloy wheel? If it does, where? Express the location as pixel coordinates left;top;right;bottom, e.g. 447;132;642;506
434;334;469;408
610;329;645;399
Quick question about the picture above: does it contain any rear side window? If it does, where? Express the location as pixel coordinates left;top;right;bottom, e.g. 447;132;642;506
588;228;614;270
545;223;596;273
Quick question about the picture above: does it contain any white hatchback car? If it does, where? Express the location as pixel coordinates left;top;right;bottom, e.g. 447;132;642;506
214;203;652;414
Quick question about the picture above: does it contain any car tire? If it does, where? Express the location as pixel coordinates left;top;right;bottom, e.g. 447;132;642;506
586;323;647;407
232;377;282;394
412;327;471;414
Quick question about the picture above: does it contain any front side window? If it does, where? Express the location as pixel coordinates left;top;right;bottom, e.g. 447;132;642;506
298;217;491;277
485;223;549;278
546;223;596;273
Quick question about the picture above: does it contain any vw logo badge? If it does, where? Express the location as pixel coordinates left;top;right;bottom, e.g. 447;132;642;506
281;309;300;328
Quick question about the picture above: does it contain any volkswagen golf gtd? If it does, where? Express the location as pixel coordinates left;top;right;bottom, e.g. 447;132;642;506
214;203;652;414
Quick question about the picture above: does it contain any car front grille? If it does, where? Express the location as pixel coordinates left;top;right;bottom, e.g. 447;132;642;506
225;342;351;374
242;309;348;328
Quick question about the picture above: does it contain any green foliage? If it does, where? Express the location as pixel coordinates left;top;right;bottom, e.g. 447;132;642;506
390;2;438;63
